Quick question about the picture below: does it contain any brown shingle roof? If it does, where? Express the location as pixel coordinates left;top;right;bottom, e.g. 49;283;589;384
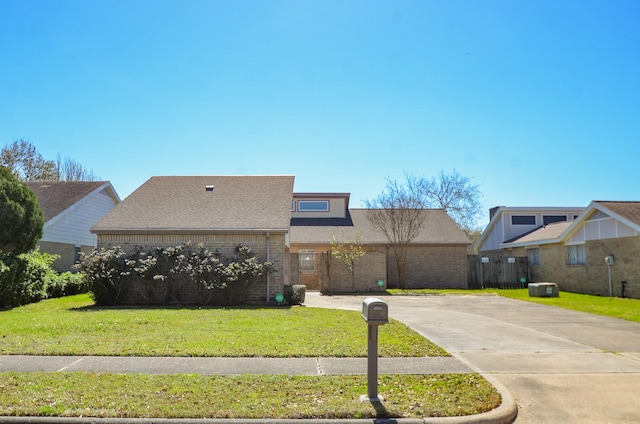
92;176;295;233
504;220;573;245
596;201;640;227
290;208;471;245
25;181;112;222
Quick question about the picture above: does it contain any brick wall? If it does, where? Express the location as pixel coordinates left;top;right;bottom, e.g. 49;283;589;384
97;233;286;304
290;247;387;294
386;245;469;289
38;241;93;273
526;236;640;299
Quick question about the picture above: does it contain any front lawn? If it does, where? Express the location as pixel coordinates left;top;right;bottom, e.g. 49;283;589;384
0;294;445;357
0;294;502;419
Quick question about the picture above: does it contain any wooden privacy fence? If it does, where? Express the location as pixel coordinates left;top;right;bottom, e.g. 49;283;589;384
468;255;529;289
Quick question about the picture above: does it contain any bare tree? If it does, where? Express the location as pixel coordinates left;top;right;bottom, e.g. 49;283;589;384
0;139;56;181
330;231;365;292
0;139;99;181
56;155;98;181
364;178;427;289
416;169;482;231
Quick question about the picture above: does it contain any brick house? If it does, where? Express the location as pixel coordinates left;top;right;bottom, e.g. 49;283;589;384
289;192;471;292
91;176;471;303
26;181;121;273
477;201;640;299
90;175;294;304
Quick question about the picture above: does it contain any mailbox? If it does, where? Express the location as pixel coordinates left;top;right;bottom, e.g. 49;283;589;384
362;297;388;325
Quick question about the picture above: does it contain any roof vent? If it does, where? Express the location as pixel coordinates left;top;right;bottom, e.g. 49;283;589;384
205;185;215;192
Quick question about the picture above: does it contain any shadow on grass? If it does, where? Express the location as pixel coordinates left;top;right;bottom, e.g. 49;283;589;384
70;303;294;312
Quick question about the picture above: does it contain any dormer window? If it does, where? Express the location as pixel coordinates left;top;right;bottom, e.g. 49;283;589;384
298;200;329;212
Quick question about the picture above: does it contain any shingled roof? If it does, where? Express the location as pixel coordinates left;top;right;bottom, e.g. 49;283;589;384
25;181;116;222
595;201;640;227
91;175;295;233
503;220;573;245
290;208;471;245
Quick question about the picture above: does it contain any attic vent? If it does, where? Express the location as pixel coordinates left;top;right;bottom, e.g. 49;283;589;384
205;185;215;192
588;210;609;220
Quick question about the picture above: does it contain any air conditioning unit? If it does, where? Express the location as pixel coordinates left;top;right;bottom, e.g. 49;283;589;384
528;282;559;297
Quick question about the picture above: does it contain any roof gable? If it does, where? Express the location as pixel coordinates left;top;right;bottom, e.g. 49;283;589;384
25;181;119;223
593;201;640;228
476;206;584;251
500;201;640;248
92;175;295;233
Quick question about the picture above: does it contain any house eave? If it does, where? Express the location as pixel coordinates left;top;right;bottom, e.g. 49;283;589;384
91;228;290;235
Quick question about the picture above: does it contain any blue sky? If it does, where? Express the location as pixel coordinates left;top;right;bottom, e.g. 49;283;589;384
1;0;639;228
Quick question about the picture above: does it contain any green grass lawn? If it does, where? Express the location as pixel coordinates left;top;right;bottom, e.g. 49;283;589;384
0;294;445;357
0;294;503;419
0;372;499;419
491;289;640;322
388;288;640;323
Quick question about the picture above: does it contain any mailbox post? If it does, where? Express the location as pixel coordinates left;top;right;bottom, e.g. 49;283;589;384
362;297;388;401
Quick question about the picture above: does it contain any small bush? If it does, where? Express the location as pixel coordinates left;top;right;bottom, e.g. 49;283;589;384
284;284;306;305
0;249;57;308
47;272;88;298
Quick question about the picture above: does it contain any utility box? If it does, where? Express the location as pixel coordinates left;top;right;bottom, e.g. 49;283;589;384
528;282;559;298
362;298;388;325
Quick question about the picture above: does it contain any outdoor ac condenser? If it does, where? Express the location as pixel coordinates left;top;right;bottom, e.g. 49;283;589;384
528;282;559;297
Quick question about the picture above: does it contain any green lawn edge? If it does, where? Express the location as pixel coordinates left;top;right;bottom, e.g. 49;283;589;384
0;372;500;419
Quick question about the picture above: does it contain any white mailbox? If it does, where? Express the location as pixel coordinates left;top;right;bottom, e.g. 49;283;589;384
362;297;388;325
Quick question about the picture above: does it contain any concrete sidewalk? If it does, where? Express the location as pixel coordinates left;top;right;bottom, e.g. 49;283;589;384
0;355;472;375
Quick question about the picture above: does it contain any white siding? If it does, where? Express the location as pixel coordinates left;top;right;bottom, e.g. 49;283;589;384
41;189;118;247
569;216;639;243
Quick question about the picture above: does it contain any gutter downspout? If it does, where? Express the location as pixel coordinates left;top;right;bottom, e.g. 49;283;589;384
266;232;271;303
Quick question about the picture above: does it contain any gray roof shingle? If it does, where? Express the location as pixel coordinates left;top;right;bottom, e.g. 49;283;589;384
290;209;471;245
92;175;295;233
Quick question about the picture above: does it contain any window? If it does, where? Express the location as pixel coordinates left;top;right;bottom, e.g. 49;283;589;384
527;248;540;265
512;215;536;225
299;250;315;272
298;200;329;212
74;246;81;264
567;244;586;265
543;215;567;225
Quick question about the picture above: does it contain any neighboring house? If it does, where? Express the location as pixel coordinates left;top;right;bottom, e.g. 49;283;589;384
25;181;121;273
476;202;640;299
91;176;472;304
289;192;472;293
475;206;584;253
90;175;294;304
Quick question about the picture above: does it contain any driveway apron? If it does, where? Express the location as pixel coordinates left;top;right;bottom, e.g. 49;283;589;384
304;293;640;424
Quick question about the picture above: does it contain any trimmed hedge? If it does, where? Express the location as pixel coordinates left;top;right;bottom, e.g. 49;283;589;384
0;249;88;309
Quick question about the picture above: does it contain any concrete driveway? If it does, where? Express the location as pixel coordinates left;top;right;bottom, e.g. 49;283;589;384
304;293;640;424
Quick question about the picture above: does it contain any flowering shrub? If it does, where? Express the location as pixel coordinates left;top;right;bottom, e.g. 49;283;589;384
77;243;272;306
77;246;131;305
